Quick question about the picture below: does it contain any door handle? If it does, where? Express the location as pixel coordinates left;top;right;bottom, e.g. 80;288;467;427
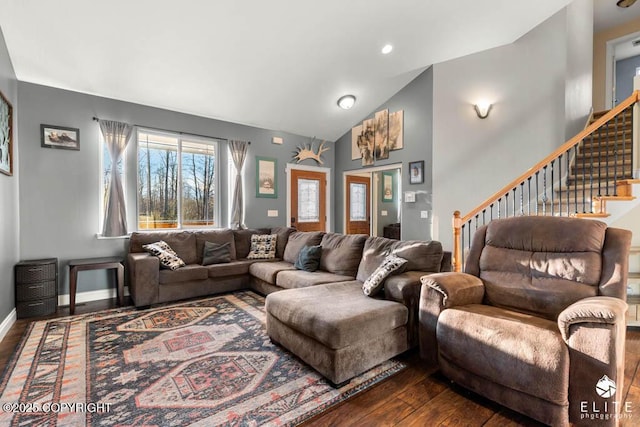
291;217;296;223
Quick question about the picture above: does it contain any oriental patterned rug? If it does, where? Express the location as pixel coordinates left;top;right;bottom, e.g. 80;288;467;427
0;291;404;426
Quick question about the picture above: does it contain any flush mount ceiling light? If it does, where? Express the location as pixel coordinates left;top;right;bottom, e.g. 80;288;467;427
474;101;492;119
337;95;356;110
617;0;637;8
381;44;393;54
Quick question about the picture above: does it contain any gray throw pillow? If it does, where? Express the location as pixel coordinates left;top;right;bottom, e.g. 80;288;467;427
294;245;322;272
362;254;408;296
202;241;232;266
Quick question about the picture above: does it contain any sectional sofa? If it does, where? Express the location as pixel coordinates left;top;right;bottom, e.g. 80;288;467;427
127;227;450;383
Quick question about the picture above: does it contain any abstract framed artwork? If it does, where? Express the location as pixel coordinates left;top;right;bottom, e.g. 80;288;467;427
389;110;404;151
41;124;80;150
0;90;12;176
351;124;363;160
256;156;277;198
374;109;389;160
360;118;375;166
409;160;424;185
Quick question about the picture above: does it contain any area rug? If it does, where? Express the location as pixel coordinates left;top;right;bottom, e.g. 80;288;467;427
0;291;405;426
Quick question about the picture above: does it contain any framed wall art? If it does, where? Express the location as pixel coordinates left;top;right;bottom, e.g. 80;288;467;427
41;124;80;150
256;156;277;198
409;160;424;185
0;90;12;176
382;171;395;202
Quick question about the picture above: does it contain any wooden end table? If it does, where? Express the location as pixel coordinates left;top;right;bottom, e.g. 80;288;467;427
68;257;124;315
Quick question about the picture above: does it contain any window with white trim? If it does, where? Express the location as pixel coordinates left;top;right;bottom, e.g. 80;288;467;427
137;129;220;229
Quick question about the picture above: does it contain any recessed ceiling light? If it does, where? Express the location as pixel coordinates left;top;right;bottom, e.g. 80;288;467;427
337;95;356;110
381;44;393;55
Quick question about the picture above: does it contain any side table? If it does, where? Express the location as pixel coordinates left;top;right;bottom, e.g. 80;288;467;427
68;257;124;315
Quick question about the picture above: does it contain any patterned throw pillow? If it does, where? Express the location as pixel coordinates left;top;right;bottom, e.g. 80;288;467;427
246;234;277;259
142;240;186;271
362;254;408;297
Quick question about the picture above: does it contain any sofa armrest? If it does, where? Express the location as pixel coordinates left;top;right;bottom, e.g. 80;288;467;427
418;272;484;364
557;297;628;422
127;252;160;308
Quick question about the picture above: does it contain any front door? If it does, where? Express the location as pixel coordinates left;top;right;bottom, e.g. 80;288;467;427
346;175;370;235
291;169;327;232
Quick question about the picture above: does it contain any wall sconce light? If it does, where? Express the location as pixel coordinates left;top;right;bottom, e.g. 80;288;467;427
337;94;356;110
474;102;492;119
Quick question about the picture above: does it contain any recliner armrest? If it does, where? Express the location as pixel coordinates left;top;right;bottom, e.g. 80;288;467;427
557;297;628;423
418;272;484;364
557;296;627;344
420;272;485;308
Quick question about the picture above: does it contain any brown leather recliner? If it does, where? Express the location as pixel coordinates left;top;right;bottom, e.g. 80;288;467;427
419;216;631;426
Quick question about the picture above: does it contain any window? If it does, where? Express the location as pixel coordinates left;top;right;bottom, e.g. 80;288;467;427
137;130;219;229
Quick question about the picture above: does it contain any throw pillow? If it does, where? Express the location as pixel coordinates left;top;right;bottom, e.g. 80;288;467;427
362;254;408;296
294;245;322;272
142;240;186;271
246;234;277;259
202;241;232;266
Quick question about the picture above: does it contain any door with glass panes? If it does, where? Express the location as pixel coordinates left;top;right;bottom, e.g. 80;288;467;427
290;169;326;232
346;175;370;235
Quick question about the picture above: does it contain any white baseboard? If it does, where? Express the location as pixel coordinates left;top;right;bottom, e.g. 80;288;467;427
0;309;17;343
58;286;130;306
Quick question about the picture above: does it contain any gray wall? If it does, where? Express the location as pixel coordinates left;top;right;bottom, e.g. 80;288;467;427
432;1;593;250
0;28;19;321
17;82;332;295
616;55;640;106
334;67;434;240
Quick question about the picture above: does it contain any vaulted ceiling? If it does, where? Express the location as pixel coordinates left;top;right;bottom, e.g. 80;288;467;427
0;1;581;140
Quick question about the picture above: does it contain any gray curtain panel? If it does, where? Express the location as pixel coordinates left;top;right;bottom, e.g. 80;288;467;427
230;140;248;229
100;120;133;237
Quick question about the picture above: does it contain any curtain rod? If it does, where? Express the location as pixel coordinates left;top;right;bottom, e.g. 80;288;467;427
92;116;250;144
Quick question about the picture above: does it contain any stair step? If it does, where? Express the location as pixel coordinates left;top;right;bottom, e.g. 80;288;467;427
594;195;636;202
575;212;611;219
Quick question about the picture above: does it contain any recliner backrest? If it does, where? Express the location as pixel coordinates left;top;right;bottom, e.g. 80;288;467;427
464;216;628;320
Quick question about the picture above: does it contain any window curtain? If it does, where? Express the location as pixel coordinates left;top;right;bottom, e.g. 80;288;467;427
100;120;133;237
229;140;248;229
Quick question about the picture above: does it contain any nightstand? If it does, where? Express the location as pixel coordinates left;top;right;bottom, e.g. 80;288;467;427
15;258;58;318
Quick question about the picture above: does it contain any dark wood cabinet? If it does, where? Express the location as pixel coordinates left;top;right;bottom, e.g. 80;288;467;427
15;258;58;318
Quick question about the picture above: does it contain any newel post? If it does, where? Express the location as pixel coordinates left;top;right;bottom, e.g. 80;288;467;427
633;85;640;178
452;211;462;272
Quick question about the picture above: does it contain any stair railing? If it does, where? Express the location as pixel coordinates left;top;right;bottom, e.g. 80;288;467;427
452;90;640;272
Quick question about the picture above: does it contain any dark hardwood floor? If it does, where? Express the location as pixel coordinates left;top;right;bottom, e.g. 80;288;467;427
1;297;639;426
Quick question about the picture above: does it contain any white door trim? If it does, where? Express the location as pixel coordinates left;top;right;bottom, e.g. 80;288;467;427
285;163;332;232
605;30;640;108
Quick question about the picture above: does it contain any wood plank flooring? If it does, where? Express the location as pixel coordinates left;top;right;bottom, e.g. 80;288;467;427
0;297;638;426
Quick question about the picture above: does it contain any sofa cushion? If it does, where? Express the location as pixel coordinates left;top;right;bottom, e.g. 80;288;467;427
362;255;408;296
283;231;324;264
319;233;367;276
142;241;186;271
356;237;443;282
438;304;569;405
247;234;277;259
202;242;232;265
249;261;296;285
233;228;271;259
384;271;429;305
130;231;198;265
294;245;322;272
159;264;208;284
276;269;354;289
266;281;408;349
206;260;255;278
271;226;296;259
195;229;236;263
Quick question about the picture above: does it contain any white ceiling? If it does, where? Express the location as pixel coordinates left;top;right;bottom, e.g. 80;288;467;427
594;0;640;33
0;1;575;141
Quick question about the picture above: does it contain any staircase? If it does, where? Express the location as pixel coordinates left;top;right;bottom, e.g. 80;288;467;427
453;91;640;272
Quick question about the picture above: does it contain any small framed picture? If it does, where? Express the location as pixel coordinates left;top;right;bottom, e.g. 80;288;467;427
0;90;13;176
409;160;424;185
382;171;395;202
41;124;80;150
256;156;277;198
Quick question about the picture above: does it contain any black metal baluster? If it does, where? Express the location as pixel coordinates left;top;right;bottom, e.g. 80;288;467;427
551;160;555;216
519;182;524;215
598;126;602;196
574;145;579;214
535;171;540;215
512;188;517;217
497;198;502;219
461;223;465;269
467;220;471;254
606;121;610;196
490;204;494;221
566;151;571;216
614;114;619;195
542;166;548;216
482;209;486;226
581;138;586;213
505;193;510;218
527;177;532;215
623;107;628;179
590;133;594;210
559;153;563;216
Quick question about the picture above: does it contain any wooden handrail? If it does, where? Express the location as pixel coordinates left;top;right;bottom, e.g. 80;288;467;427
452;90;640;271
458;90;639;225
